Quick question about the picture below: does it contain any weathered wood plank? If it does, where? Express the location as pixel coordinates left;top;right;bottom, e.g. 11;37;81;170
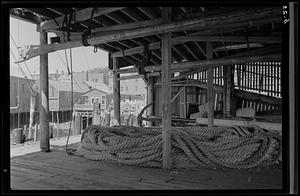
206;42;214;128
113;57;121;125
39;30;50;152
161;7;172;170
17;7;281;62
195;117;282;132
10;141;282;190
173;35;281;43
40;7;126;31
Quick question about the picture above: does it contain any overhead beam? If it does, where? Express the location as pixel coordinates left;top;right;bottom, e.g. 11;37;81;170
111;35;280;58
39;7;125;31
173;35;282;43
17;7;281;62
145;54;282;73
215;43;264;51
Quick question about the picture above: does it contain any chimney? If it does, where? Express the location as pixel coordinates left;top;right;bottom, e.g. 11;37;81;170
86;71;89;81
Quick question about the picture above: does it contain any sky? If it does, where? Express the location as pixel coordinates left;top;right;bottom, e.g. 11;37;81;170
9;17;108;78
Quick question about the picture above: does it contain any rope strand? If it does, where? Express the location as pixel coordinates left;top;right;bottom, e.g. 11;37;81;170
77;125;281;169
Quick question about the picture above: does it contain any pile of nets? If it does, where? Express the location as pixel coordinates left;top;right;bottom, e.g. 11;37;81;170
77;125;281;169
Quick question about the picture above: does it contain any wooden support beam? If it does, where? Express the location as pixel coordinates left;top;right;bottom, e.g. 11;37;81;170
161;7;172;170
156;79;282;107
117;74;141;80
146;78;154;127
39;29;50;152
195;118;282;133
40;7;125;31
180;86;187;118
215;43;264;51
173;35;281;43
288;3;297;193
206;42;214;128
112;35;281;58
113;57;121;125
171;87;185;103
168;54;281;79
235;89;282;106
17;7;281;62
224;65;235;117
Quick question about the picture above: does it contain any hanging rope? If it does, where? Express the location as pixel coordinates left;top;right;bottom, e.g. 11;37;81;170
65;48;77;155
77;125;281;169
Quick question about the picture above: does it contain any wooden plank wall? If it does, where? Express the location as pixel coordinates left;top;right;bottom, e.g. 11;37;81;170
187;61;281;114
10;110;74;131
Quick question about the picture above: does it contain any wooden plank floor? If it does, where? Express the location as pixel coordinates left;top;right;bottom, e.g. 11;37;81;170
11;139;282;190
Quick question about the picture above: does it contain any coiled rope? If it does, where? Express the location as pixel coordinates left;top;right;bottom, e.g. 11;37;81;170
77;125;281;169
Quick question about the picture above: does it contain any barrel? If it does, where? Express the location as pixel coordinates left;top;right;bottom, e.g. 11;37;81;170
12;128;23;144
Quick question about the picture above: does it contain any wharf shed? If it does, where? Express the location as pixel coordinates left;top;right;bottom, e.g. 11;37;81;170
6;4;298;191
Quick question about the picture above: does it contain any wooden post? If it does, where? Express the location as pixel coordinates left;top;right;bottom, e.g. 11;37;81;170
92;103;101;125
161;7;172;170
57;111;59;124
73;114;82;135
146;78;153;127
225;65;234;117
206;42;214;128
113;57;121;125
34;123;38;142
28;94;36;140
23;125;27;142
180;86;187;118
223;66;227;116
289;2;297;194
39;29;50;152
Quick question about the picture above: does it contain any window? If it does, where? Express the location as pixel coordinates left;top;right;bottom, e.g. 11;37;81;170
84;96;89;104
102;96;106;105
91;97;95;104
51;87;55;97
23;84;26;92
125;86;128;92
121;86;123;92
96;97;100;103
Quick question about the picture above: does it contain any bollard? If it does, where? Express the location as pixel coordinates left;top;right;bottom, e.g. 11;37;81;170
49;125;53;139
34;123;38;141
74;114;82;135
23;125;28;142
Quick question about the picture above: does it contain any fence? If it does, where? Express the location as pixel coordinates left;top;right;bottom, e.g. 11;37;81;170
186;61;282;113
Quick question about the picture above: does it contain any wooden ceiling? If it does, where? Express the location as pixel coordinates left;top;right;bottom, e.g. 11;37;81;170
10;7;282;70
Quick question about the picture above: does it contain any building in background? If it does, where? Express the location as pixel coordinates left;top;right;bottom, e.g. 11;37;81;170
108;70;147;96
10;75;38;130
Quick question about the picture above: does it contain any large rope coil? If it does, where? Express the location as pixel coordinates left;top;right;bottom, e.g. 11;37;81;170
77;125;281;169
